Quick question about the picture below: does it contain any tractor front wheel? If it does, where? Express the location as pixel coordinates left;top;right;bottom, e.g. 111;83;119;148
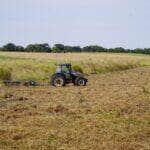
51;74;66;87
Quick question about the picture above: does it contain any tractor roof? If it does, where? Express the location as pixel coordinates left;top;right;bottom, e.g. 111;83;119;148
57;63;71;66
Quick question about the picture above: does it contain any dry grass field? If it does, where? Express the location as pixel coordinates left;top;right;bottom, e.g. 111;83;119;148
0;52;150;150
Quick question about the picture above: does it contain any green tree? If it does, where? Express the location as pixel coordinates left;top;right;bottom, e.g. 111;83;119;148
52;44;65;53
144;48;150;54
64;46;81;52
82;45;105;52
134;48;143;54
3;43;16;51
25;43;51;52
114;47;125;53
16;46;25;52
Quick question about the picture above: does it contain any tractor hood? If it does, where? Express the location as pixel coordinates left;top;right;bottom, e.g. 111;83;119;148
71;71;84;77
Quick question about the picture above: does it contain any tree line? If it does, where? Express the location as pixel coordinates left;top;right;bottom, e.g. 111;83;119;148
0;43;150;54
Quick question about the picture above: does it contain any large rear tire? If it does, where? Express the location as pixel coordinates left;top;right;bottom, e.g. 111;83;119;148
74;77;87;86
51;74;66;87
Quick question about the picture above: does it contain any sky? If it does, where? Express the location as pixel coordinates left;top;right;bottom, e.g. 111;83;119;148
0;0;150;48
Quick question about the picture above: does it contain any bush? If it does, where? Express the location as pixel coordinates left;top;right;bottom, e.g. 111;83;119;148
0;68;12;80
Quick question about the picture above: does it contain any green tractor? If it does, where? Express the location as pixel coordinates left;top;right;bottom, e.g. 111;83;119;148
51;63;88;87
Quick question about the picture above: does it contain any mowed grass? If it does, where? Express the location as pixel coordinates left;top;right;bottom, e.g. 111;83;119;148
0;52;150;81
0;67;150;150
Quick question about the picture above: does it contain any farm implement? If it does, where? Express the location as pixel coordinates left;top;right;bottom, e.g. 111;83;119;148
3;63;88;87
3;80;39;86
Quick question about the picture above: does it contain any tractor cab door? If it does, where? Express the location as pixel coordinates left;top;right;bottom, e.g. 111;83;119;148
61;65;71;80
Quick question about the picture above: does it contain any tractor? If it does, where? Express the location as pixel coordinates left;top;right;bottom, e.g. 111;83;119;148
51;63;88;87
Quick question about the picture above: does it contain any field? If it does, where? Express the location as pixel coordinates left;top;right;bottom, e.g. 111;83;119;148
0;52;150;81
0;52;150;150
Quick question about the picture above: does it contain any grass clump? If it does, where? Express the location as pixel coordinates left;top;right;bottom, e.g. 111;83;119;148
0;67;12;80
72;65;83;73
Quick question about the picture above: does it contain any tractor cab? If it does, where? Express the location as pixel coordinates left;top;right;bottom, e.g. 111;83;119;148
56;64;72;74
56;63;72;80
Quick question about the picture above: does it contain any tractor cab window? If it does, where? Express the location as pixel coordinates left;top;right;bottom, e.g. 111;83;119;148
61;65;70;73
56;66;61;72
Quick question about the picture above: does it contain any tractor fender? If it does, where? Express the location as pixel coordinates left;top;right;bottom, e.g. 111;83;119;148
51;73;66;80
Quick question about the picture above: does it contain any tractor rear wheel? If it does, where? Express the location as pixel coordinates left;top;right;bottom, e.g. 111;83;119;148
74;77;87;86
51;74;66;87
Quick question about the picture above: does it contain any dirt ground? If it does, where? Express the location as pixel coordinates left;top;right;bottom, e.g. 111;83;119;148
0;67;150;150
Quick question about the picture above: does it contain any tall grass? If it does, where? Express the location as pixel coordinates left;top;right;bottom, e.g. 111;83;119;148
0;52;149;81
0;67;12;80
